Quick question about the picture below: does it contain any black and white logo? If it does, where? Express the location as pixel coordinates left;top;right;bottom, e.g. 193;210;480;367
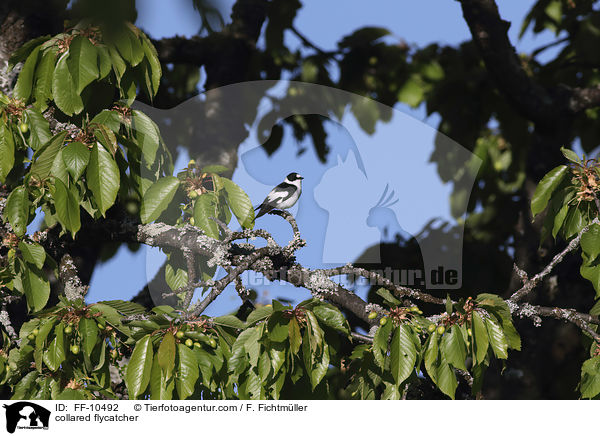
3;402;51;433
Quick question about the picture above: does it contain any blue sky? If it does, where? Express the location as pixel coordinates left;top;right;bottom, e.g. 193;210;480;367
85;1;563;314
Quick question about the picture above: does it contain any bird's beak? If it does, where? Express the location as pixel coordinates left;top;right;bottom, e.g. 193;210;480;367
299;176;304;180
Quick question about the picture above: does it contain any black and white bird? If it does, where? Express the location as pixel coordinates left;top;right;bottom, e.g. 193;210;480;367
254;172;303;219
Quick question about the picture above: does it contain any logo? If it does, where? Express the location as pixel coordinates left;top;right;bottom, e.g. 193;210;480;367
3;402;50;433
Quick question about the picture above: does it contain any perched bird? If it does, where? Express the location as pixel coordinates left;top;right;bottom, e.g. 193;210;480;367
254;172;303;218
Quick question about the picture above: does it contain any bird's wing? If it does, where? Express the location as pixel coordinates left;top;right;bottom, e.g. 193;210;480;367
261;182;297;206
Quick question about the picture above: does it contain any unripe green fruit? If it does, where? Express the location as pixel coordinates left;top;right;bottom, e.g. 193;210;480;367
209;338;217;348
379;317;388;326
409;306;419;312
467;328;473;337
70;344;80;354
19;122;29;133
64;325;73;334
188;190;199;199
188;159;196;167
32;328;39;336
427;324;436;333
97;321;105;330
110;349;118;359
185;338;194;347
27;333;35;340
176;330;185;339
189;217;195;226
368;311;377;320
436;326;446;335
193;342;202;349
416;310;423;315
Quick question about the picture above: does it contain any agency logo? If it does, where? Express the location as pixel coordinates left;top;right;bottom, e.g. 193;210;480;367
133;80;480;305
3;402;50;433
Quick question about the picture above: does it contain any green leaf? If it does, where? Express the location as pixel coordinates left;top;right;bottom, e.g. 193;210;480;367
289;317;302;354
20;261;50;312
389;325;417;386
267;311;289;342
54;178;81;238
376;287;401;306
176;343;199;399
140;33;162;97
435;355;458;399
33;49;57;110
52;53;84;116
79;318;99;356
164;262;187;292
157;332;176;376
86;142;120;216
580;260;600;298
11;371;38;399
563;206;584;239
246;305;274;325
213;315;246;329
13;46;41;102
441;326;467;371
221;178;254;229
312;302;350;334
62;142;90;181
4;186;30;237
111;25;144;66
201;165;229;174
531;165;567;217
581;223;600;260
397;74;425;108
150;355;174;400
30;131;68;181
0;123;15;183
193;192;220;239
140;176;180;224
67;36;99;94
44;324;65;371
56;388;86;400
580;356;600;399
132;110;160;166
423;332;440;384
485;317;508;359
560;147;580;164
8;35;50;70
373;319;392;368
91;109;121;132
24;109;52;151
472;311;489;364
18;241;46;269
125;334;154;399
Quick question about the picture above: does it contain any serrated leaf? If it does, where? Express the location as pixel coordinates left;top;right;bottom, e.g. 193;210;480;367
62;142;90;181
212;315;246;330
8;35;50;70
485;317;508;359
79;317;99;356
125;334;154;399
140;176;180;224
157;332;176;375
376;287;401;306
0;123;15;183
560;147;580;164
246;305;273;325
435;356;458;399
44;324;65;371
132;110;160;166
289;317;302;354
86;142;120;216
54;178;81;238
389;324;417;386
13;46;41;102
20;261;50;312
18;241;45;269
24;109;52;151
30;131;68;181
67;36;99;94
193;192;220;239
221;178;254;229
580;356;600;399
373;319;392;368
164;262;187;292
441;326;467;371
32;49;57;111
312;302;350;334
267;311;289;342
52;53;84;116
531;165;567;217
149;356;174;400
472;311;489;364
581;223;600;260
176;343;199;399
5;186;30;237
